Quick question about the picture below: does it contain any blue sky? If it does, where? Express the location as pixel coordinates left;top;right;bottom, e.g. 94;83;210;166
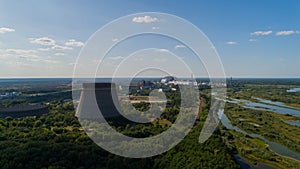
0;0;299;78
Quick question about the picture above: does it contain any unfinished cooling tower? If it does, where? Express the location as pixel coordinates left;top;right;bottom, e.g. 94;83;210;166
76;83;122;121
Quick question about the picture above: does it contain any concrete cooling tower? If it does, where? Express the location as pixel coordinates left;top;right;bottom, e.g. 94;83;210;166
76;83;122;121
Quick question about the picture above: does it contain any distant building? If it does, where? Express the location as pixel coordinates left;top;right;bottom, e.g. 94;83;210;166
227;77;233;88
140;80;155;90
160;76;200;86
0;91;19;99
158;88;170;92
0;94;8;99
160;76;175;84
168;80;192;86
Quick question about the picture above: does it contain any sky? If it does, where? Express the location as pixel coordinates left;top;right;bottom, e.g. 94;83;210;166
0;0;300;78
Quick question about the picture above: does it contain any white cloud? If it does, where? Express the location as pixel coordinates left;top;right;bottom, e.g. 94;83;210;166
51;45;72;50
226;41;238;45
2;49;62;65
65;39;84;47
1;49;39;62
30;37;56;46
112;38;119;42
132;16;158;23
249;39;257;42
0;27;15;34
108;56;125;60
6;49;37;54
251;30;272;36
156;49;170;52
276;30;298;36
152;27;160;30
41;59;59;64
38;48;51;51
175;45;186;49
54;53;65;56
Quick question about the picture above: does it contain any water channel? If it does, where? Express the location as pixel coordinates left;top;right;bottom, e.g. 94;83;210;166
219;97;300;161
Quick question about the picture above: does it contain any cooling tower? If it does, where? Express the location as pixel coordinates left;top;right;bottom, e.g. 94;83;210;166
76;83;122;121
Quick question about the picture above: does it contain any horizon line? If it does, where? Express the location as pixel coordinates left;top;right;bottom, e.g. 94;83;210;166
1;77;300;79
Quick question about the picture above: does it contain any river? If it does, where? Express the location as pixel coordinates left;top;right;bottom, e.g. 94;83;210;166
220;97;300;161
227;98;300;117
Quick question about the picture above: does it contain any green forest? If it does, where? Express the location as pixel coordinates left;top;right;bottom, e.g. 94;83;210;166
0;101;240;169
1;79;300;169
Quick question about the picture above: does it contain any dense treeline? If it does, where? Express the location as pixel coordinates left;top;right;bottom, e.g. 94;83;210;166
0;91;72;108
0;101;240;169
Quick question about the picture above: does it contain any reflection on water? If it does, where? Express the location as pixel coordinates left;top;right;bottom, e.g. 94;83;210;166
254;98;285;106
284;121;300;127
254;97;300;110
287;88;300;93
227;98;300;117
219;108;300;160
217;110;246;135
